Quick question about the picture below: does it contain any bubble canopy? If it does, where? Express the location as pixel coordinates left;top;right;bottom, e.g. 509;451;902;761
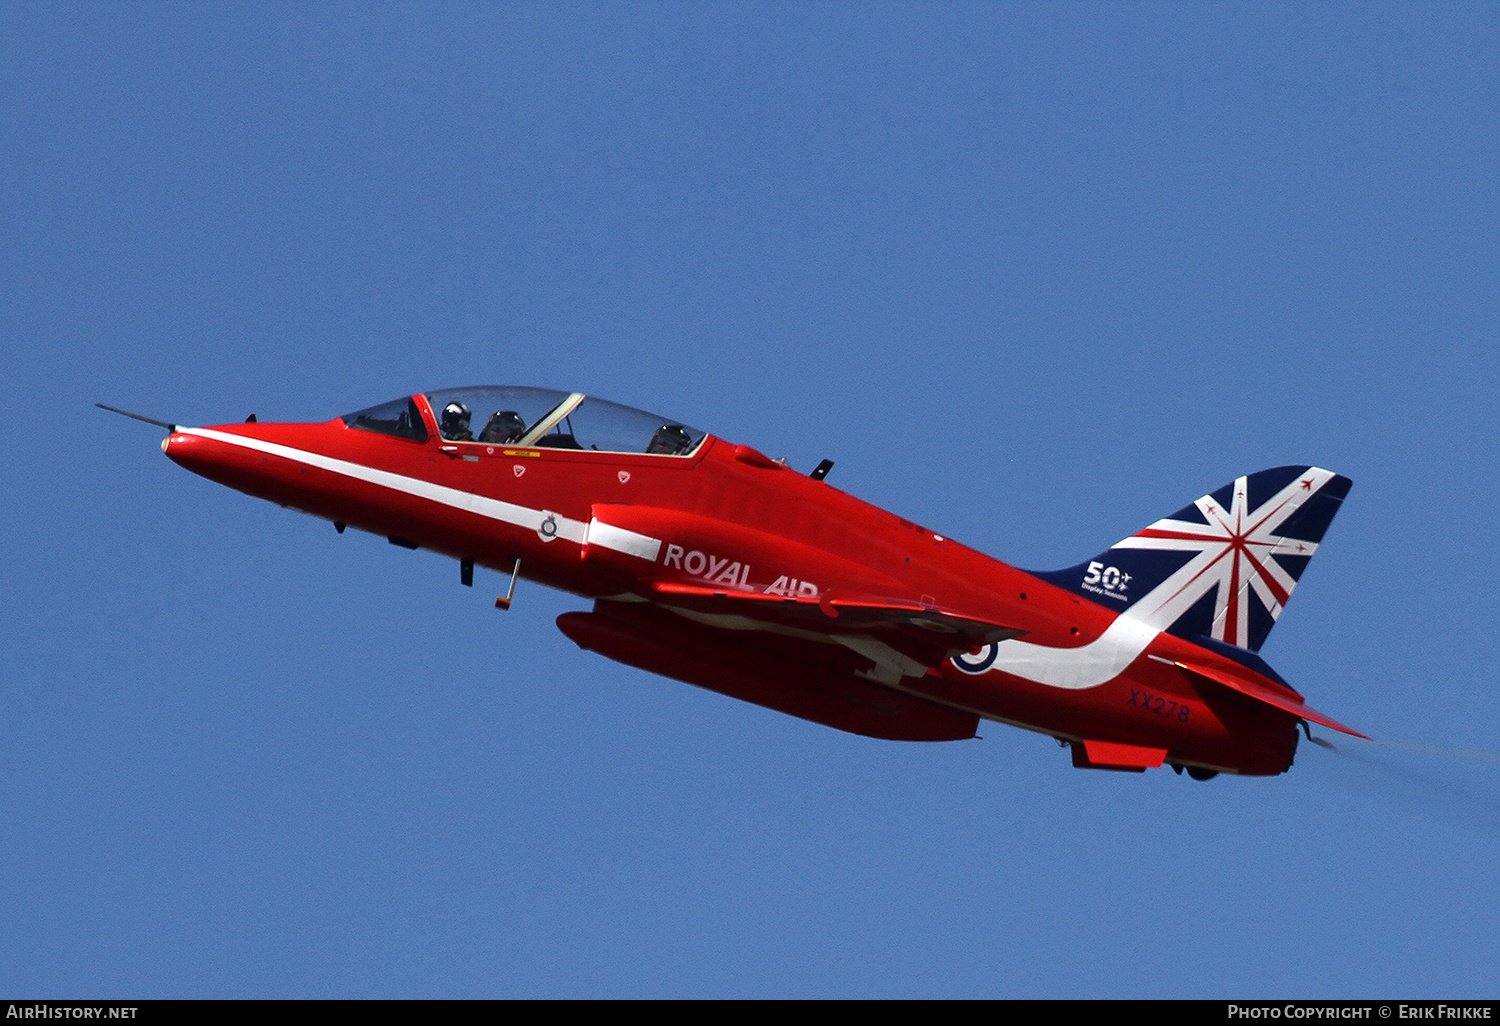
342;386;706;457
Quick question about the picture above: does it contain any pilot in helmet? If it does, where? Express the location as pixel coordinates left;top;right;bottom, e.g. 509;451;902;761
478;410;527;444
646;424;692;455
440;402;473;441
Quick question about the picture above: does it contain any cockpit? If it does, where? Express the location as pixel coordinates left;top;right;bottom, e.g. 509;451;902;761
341;386;706;457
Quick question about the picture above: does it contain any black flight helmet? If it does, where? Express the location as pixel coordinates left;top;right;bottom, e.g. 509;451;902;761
647;424;692;455
479;410;527;444
441;402;472;440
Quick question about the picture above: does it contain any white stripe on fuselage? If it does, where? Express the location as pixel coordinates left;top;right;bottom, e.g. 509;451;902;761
584;519;662;562
184;427;602;546
983;613;1160;690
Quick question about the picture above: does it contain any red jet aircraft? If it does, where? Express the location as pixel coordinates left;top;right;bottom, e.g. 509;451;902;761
104;385;1362;779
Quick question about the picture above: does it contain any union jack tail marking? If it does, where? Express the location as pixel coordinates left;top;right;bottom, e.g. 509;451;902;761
1033;466;1351;651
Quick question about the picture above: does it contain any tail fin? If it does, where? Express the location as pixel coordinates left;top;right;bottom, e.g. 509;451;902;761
1033;466;1351;652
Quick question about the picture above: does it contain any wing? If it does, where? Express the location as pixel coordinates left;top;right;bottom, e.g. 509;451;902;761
558;600;984;741
644;581;1027;685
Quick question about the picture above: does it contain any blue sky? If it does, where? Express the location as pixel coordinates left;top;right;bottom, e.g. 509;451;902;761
3;2;1497;997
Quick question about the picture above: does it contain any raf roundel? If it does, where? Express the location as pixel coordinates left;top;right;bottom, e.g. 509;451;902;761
953;644;999;675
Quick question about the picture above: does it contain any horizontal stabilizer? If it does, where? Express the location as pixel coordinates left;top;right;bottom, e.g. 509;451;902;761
1171;659;1367;739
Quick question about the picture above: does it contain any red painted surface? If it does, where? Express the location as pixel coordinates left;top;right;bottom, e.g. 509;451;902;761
154;389;1360;777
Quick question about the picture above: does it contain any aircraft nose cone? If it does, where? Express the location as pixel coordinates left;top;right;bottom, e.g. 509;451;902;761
161;429;212;473
160;428;262;492
162;431;188;462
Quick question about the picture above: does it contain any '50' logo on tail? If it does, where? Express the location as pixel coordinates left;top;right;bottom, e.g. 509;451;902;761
1081;561;1130;601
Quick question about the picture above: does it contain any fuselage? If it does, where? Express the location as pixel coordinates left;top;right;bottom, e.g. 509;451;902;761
161;389;1311;777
